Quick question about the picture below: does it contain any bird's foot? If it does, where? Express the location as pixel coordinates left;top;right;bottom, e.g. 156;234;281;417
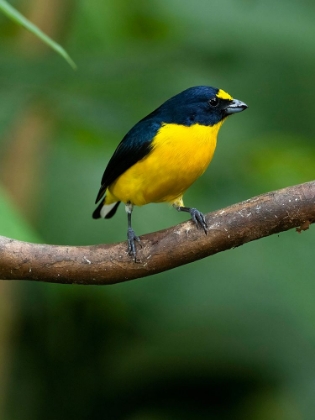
127;227;141;260
189;208;207;234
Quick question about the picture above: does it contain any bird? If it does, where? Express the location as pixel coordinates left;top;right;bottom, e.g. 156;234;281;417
93;86;247;259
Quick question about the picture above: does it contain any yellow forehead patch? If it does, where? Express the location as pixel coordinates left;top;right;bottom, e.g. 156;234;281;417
217;89;233;100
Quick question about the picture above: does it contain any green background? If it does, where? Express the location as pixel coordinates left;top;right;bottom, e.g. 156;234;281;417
0;0;315;418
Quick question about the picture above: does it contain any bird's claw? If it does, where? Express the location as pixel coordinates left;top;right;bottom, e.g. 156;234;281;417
127;227;141;260
189;208;207;234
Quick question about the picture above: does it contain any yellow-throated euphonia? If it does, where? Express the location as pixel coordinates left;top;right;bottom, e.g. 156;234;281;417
93;86;247;258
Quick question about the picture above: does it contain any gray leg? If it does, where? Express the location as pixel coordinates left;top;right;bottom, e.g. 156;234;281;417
175;205;207;234
126;203;141;259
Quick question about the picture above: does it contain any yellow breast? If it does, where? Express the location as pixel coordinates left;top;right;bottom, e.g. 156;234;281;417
108;122;223;206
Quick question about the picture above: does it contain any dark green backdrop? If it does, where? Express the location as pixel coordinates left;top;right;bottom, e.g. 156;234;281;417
0;1;314;419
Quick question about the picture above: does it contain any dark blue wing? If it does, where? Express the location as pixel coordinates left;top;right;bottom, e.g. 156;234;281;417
95;118;162;203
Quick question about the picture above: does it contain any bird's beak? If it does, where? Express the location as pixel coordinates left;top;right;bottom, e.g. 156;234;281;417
224;99;248;115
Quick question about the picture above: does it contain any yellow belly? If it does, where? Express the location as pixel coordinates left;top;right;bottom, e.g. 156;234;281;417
107;122;222;206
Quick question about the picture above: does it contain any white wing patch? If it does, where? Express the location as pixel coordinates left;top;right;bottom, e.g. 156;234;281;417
100;202;117;218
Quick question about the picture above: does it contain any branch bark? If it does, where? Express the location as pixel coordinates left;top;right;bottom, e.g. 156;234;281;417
1;181;315;285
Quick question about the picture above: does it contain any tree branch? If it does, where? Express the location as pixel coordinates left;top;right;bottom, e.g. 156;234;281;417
1;181;315;285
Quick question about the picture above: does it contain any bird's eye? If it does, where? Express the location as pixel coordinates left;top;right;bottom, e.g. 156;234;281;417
209;97;219;107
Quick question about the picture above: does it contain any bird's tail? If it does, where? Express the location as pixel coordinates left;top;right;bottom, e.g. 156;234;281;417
92;200;121;219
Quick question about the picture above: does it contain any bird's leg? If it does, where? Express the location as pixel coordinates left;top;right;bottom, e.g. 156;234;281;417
174;205;207;234
126;202;141;259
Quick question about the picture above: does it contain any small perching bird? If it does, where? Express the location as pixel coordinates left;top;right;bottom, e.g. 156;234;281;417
93;86;247;259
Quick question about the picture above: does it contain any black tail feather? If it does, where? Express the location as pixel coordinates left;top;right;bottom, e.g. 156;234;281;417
92;201;104;219
105;201;121;219
92;201;121;219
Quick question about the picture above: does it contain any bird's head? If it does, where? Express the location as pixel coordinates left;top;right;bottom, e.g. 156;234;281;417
156;86;248;127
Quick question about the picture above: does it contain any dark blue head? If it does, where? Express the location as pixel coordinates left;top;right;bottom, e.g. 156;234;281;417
144;86;247;127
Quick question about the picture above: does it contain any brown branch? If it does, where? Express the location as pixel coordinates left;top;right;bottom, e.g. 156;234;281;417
1;181;315;285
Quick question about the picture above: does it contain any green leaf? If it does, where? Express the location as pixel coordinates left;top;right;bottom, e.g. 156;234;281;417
0;0;76;69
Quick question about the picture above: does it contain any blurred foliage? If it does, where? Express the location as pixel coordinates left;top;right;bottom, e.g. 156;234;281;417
0;0;76;68
0;0;315;419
